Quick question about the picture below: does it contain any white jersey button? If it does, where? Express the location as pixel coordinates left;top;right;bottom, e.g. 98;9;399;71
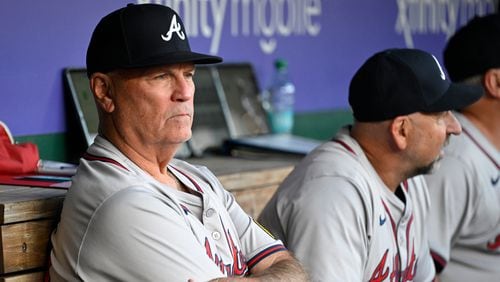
212;231;221;240
206;208;215;217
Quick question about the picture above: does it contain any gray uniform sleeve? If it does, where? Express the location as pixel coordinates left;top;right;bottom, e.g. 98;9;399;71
77;186;224;282
283;176;368;281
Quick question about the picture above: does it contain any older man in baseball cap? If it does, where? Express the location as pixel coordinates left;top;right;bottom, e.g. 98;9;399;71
49;4;307;281
258;48;482;281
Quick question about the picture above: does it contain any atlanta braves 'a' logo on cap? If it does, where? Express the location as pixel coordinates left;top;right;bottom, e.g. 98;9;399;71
161;15;186;42
431;55;446;80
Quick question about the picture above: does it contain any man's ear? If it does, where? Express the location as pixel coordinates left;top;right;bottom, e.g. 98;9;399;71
90;73;115;113
483;69;500;99
390;116;410;150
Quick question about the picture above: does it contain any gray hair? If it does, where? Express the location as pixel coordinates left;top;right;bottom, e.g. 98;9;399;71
461;74;483;86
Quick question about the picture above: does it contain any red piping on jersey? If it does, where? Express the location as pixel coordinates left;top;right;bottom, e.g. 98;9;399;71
382;199;418;279
169;166;203;193
405;214;414;254
463;128;499;169
82;152;129;171
332;139;356;155
402;180;408;191
246;245;287;270
179;203;190;215
381;199;400;276
430;251;446;273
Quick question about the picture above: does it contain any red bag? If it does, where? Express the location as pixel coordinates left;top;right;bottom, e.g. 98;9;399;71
0;121;40;174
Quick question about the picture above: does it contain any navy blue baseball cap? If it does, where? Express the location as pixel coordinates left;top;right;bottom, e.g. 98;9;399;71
349;48;483;122
86;3;222;77
444;13;500;82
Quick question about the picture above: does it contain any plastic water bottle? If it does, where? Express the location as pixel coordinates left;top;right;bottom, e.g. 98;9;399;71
262;59;295;134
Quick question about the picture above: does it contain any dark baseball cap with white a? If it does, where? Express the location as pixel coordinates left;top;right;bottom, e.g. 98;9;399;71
86;3;222;77
348;48;483;122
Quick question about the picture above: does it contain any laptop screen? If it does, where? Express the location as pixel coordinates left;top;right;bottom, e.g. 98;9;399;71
189;63;270;155
65;68;98;148
190;66;231;156
215;63;269;138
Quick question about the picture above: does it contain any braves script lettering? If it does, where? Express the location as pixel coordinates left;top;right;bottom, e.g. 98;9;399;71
487;234;500;250
204;229;248;276
369;247;417;282
369;250;389;282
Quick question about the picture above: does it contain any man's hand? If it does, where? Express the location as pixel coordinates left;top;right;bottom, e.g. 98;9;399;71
213;250;308;281
191;250;308;282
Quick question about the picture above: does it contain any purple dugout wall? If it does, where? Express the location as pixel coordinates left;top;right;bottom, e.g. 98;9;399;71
0;0;496;136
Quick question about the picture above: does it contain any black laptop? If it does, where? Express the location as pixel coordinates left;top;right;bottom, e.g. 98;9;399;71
194;63;321;156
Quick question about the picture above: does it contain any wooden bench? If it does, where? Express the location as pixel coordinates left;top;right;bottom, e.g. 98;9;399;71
192;156;296;218
0;156;297;280
0;185;66;281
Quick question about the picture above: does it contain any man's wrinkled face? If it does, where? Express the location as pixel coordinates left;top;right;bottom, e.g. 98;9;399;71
108;63;196;147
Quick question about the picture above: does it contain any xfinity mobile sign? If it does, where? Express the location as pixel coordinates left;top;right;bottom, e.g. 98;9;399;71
138;0;496;55
138;0;322;54
396;0;497;48
0;0;498;136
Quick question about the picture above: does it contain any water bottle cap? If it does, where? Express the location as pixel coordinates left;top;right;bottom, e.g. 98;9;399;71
275;59;288;70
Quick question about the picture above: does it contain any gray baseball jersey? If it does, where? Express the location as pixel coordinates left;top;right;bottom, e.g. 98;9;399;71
258;127;435;282
424;112;500;282
50;136;285;281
